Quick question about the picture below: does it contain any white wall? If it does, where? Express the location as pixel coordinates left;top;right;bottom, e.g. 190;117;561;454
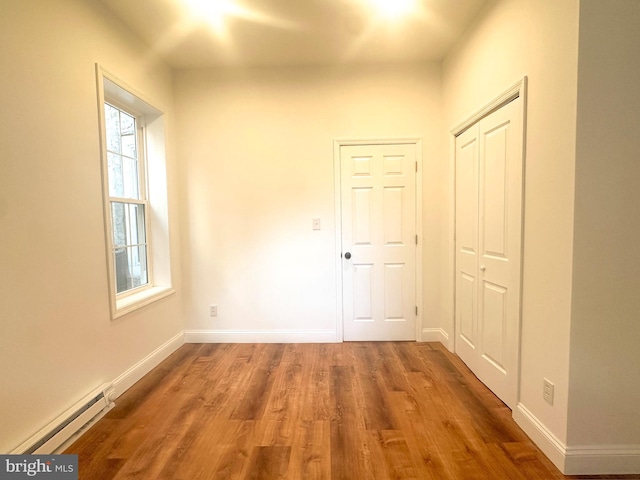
0;0;183;452
174;64;444;340
442;0;580;447
568;0;640;449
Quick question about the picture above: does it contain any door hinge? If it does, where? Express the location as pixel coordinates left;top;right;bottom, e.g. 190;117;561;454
415;306;418;316
415;161;418;172
415;234;418;245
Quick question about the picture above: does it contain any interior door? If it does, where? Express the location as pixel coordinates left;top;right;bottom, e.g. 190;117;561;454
455;97;523;408
340;143;417;341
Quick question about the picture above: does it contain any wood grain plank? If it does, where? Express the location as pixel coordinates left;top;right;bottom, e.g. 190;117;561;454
244;446;291;480
300;344;331;422
330;365;368;480
352;343;397;431
373;342;412;392
287;420;331;480
208;420;257;480
385;389;453;480
231;344;285;421
374;430;419;480
259;345;305;445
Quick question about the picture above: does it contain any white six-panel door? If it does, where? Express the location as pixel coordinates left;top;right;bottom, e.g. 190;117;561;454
455;97;523;408
340;143;417;341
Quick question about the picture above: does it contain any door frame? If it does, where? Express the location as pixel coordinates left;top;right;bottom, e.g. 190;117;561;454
448;77;528;403
333;138;423;342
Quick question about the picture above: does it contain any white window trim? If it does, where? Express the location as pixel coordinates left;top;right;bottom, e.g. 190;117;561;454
96;65;174;319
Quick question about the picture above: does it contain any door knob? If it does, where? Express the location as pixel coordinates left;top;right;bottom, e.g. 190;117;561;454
344;252;352;259
480;265;486;271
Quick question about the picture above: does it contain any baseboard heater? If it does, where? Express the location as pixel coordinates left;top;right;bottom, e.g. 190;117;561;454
11;384;116;454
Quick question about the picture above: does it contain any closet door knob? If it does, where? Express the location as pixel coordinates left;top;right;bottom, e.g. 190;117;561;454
344;252;352;259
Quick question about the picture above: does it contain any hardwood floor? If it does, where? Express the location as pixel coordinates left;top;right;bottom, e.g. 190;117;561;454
65;342;638;479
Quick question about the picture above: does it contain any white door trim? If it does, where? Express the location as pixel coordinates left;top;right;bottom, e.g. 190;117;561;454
334;138;423;342
450;78;528;136
448;77;528;402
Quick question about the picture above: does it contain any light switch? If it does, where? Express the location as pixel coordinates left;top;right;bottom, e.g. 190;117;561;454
312;218;321;230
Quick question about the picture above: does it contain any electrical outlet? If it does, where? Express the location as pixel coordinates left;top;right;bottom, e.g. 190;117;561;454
209;304;218;317
543;378;554;405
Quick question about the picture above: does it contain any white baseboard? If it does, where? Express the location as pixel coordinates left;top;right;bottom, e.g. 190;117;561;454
112;331;185;398
514;403;640;475
184;329;338;344
513;403;568;472
564;445;640;475
421;327;450;347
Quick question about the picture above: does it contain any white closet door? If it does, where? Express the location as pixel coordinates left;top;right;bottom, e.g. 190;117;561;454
455;97;523;408
455;126;480;371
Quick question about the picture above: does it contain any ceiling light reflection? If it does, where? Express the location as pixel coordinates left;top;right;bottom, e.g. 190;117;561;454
182;0;242;30
180;0;301;33
369;0;419;20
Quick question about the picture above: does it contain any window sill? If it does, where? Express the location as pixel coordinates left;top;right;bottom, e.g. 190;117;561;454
113;286;175;320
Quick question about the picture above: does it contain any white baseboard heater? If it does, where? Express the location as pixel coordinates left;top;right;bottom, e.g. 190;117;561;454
12;384;116;454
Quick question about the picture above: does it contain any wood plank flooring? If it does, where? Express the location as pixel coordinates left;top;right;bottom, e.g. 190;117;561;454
65;342;639;479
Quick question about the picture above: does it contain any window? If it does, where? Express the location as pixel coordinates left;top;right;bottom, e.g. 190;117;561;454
97;66;174;318
105;103;149;293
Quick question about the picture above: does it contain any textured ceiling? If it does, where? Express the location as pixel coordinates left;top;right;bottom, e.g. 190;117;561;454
98;0;490;69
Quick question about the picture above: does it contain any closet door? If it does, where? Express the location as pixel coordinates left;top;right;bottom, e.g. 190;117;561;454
454;126;480;372
455;97;523;409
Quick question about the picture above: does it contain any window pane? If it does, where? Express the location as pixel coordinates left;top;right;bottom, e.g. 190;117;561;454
107;152;139;199
111;202;126;246
111;202;146;247
114;245;148;294
131;203;146;245
114;247;128;293
121;131;136;159
122;155;139;199
107;152;124;197
131;245;148;288
105;103;139;199
105;104;121;154
120;110;135;135
120;111;136;159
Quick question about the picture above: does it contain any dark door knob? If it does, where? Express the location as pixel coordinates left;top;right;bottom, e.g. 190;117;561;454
344;252;351;259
